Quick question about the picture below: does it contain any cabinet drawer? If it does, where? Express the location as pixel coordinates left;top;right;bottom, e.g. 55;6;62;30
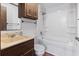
1;39;34;56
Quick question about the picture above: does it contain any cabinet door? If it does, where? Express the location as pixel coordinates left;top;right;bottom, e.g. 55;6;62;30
0;5;6;31
1;39;34;56
32;4;38;20
26;3;34;18
0;4;1;31
23;48;34;56
26;3;38;19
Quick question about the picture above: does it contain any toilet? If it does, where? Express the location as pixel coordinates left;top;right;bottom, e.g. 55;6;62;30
34;44;45;56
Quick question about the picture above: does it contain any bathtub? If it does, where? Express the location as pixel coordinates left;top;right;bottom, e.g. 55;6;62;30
42;35;75;56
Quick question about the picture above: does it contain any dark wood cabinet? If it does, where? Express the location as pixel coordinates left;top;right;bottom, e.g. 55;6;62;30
1;39;34;56
18;3;38;20
0;4;7;31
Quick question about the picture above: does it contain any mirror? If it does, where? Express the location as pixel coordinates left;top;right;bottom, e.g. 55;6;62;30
1;3;21;31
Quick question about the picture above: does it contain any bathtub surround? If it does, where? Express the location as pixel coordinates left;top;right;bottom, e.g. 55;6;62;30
74;3;79;56
41;3;77;56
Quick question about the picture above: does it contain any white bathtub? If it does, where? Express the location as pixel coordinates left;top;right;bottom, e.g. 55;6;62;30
43;36;75;56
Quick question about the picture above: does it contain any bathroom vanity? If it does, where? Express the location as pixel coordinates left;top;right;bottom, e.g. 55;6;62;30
0;33;34;56
0;3;35;56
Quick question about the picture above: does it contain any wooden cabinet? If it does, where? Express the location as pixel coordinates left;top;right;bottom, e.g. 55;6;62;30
1;39;34;56
0;4;7;31
18;3;38;20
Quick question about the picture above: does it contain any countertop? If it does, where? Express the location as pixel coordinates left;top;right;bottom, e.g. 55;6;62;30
1;35;34;50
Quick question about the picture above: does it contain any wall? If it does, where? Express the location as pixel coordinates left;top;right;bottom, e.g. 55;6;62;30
77;4;79;38
21;18;36;36
75;3;79;56
43;3;77;56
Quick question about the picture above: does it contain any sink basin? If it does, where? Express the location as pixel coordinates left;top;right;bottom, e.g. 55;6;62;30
1;35;28;43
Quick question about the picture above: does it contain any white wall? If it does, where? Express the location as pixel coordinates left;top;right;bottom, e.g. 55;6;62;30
74;3;79;56
43;3;77;56
77;4;79;38
21;19;36;36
